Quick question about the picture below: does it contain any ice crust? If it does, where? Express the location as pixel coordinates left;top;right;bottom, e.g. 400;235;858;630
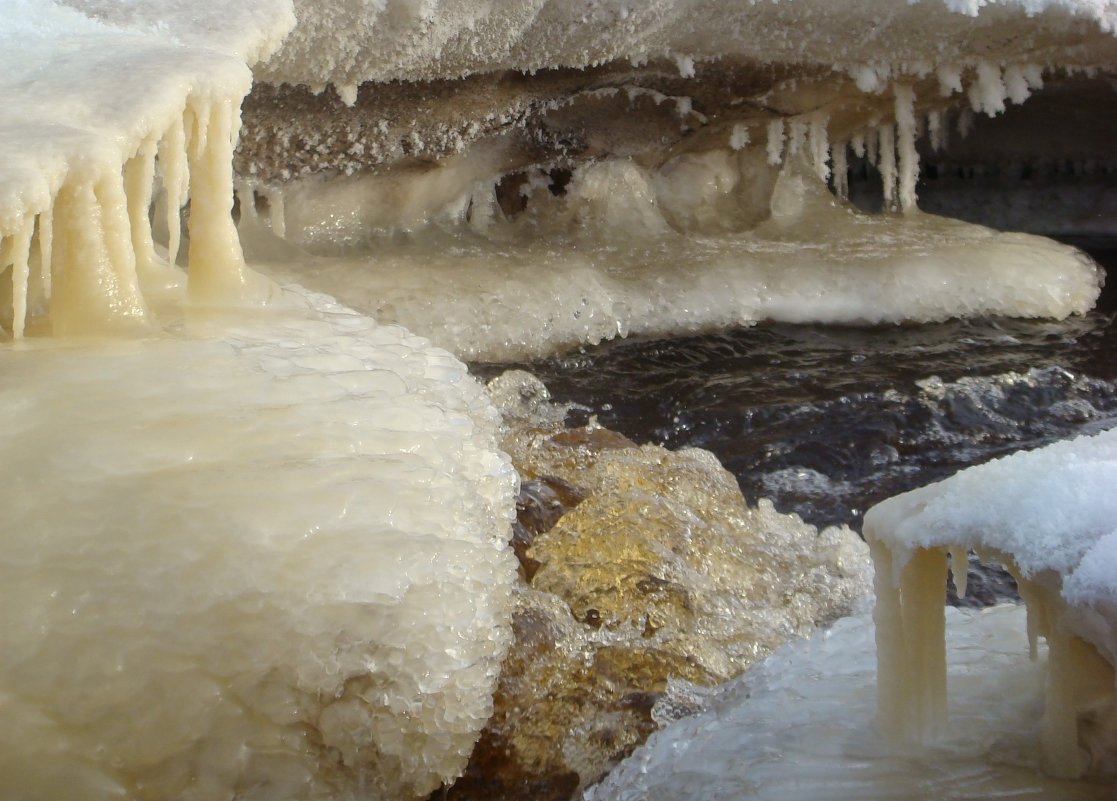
586;605;1111;801
865;427;1117;583
0;286;518;800
256;0;1117;90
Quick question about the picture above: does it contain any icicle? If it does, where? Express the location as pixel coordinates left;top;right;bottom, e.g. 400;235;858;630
808;114;830;182
850;132;866;159
235;181;259;226
869;543;948;744
269;190;286;239
870;540;905;740
1003;65;1031;105
158;113;189;268
898;548;948;744
37;207;52;302
125;138;183;297
927;110;945;152
729;123;750;151
936;63;963;97
832;142;849;200
957;107;975;140
1042;628;1090;778
894;84;919;213
969;62;1007;116
866;126;879;167
787;119;808;158
125;139;159;271
766;118;785;166
947;546;968;599
878;123;897;211
7;216;34;338
50;180;147;335
1022;63;1044;92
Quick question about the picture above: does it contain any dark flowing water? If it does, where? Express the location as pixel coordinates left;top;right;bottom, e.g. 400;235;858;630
475;240;1117;604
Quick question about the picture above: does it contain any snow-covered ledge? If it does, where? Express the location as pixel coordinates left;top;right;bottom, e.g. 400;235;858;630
864;428;1117;779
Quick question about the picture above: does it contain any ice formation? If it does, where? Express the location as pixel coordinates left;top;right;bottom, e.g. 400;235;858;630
248;158;1100;361
229;0;1117;359
0;3;518;799
586;605;1112;801
864;427;1117;779
0;287;518;800
0;0;296;335
6;0;1117;799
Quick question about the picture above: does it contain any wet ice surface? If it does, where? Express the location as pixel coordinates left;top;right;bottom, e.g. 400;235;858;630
586;605;1113;801
475;261;1117;606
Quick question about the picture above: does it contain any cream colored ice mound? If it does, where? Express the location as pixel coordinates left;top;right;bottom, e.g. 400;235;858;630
0;286;518;801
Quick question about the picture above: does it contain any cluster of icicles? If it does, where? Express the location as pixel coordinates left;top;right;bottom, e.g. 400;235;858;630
1;92;253;340
750;61;1050;217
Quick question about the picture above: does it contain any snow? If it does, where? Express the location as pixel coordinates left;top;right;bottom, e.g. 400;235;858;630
865;427;1117;582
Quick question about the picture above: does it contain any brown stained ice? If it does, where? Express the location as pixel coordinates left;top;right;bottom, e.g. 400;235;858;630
432;371;872;800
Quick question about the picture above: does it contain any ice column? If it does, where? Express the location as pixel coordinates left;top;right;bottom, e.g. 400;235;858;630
894;84;919;213
869;541;948;744
878;124;897;211
185;96;261;305
2;84;265;339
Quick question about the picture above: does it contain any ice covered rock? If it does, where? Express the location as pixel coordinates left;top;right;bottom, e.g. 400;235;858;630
0;286;518;800
433;372;871;799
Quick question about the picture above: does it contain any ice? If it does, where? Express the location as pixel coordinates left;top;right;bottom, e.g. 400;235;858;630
7;1;1117;798
255;0;1117;90
0;0;293;335
586;605;1111;801
249;154;1101;361
865;428;1117;777
0;286;518;800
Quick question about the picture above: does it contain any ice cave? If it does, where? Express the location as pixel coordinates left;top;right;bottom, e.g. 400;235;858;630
3;1;1117;799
